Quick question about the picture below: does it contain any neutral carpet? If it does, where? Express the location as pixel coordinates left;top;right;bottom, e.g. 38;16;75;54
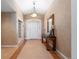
17;40;54;59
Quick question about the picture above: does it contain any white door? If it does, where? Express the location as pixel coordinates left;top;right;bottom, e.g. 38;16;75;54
25;19;41;39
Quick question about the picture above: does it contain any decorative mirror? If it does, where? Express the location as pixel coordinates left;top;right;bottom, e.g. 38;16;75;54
47;14;55;36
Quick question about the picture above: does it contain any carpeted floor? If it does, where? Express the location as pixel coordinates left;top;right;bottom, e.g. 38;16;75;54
17;40;54;59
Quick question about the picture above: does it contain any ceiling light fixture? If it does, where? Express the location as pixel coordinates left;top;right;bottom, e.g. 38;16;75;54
31;1;37;17
31;13;37;17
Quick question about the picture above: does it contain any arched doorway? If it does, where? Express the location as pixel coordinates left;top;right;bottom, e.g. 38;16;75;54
25;19;42;40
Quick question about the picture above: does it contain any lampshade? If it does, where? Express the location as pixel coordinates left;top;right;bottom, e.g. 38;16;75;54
31;13;37;17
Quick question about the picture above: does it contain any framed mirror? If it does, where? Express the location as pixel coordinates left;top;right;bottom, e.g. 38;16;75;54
47;14;55;35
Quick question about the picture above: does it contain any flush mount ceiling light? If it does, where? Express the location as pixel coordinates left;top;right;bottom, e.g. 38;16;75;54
31;1;37;17
31;13;37;17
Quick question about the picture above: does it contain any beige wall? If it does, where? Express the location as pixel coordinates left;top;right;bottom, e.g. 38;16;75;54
1;2;24;46
1;12;17;45
44;0;71;58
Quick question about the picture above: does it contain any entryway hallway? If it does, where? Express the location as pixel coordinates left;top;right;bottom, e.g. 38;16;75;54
1;0;74;59
17;40;54;59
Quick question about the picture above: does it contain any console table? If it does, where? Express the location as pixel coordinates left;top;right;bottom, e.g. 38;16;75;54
41;33;56;51
46;36;56;51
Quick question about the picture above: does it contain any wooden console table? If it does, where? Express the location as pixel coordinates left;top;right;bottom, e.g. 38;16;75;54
46;36;56;51
41;33;56;51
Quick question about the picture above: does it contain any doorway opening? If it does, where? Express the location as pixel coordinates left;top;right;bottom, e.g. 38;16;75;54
25;19;42;40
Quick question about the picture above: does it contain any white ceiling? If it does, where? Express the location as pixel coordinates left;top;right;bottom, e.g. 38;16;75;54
1;0;54;15
15;0;54;15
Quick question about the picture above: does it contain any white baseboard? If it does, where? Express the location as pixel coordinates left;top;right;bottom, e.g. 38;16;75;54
1;45;17;47
56;49;68;59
